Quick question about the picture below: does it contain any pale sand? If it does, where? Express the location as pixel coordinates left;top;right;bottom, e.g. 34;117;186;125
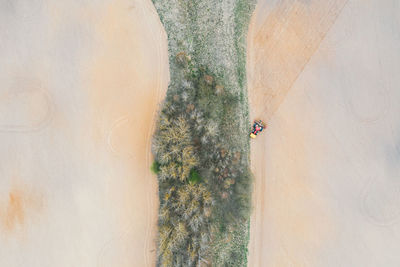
0;0;168;266
2;0;399;266
248;0;400;266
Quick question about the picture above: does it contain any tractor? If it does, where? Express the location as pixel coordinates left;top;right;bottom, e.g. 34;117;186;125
250;120;265;139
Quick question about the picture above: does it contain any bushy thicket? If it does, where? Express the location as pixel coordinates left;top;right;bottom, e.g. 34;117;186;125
153;56;252;266
151;0;256;266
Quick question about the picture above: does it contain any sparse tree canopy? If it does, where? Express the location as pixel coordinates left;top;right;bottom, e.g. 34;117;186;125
151;0;256;265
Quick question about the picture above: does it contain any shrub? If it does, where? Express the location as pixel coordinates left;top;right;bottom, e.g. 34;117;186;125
189;169;201;184
151;160;161;174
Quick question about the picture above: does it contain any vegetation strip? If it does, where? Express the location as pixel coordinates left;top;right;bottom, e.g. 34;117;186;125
151;0;256;266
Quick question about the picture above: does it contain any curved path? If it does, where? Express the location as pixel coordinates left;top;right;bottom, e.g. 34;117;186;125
95;1;169;266
141;0;169;265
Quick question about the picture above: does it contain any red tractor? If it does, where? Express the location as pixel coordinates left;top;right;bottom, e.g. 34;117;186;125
250;120;265;139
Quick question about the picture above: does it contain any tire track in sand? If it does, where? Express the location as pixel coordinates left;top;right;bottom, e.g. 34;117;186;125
141;0;168;266
97;0;167;266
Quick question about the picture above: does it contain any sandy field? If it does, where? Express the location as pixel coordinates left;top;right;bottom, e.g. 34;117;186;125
247;0;400;266
0;0;168;266
2;0;399;266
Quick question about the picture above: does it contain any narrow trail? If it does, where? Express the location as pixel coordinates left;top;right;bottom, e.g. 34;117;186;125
141;0;168;265
247;0;349;266
95;1;168;266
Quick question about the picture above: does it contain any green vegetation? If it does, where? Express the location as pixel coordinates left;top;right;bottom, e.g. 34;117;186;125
151;0;256;266
151;161;161;174
189;169;201;185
